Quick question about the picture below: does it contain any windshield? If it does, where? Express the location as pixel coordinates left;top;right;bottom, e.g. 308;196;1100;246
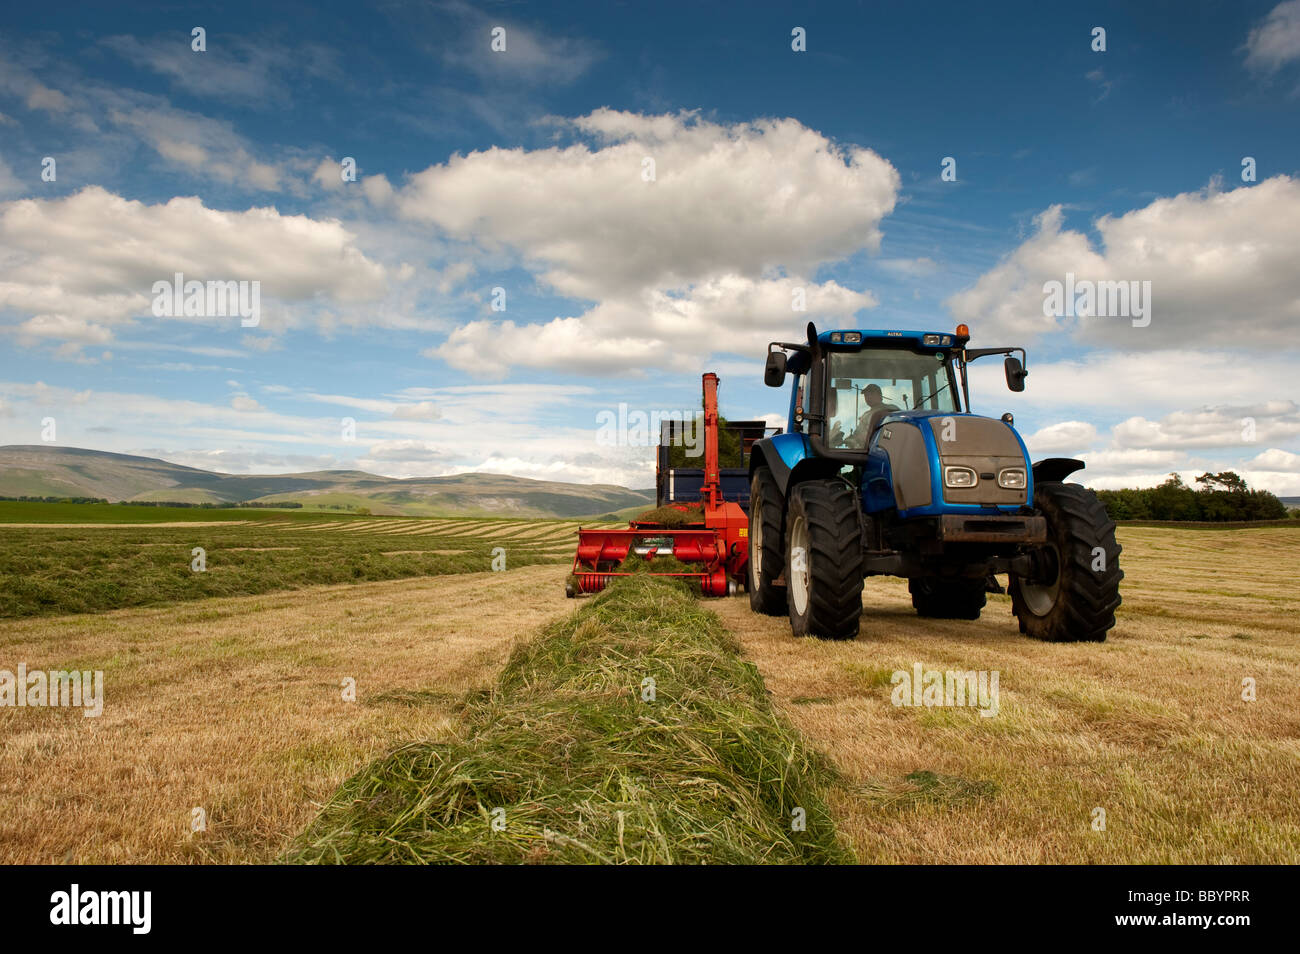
826;348;959;449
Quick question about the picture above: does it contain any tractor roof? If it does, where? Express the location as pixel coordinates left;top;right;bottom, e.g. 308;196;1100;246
816;328;967;350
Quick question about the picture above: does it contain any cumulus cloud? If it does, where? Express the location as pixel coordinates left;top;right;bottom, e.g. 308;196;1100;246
1245;1;1300;72
0;187;389;345
433;275;876;377
396;110;898;374
400;110;898;299
946;176;1300;350
965;349;1298;415
1111;402;1300;450
1023;420;1098;455
312;158;345;190
1246;447;1300;472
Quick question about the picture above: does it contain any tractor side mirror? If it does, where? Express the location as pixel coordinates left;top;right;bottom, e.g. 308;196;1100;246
1004;356;1027;392
764;351;787;387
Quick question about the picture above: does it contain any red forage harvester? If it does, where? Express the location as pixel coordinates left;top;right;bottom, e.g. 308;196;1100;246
567;373;764;598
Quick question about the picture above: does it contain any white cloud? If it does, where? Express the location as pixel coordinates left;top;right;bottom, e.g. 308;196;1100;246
361;439;448;463
878;256;940;276
400;110;898;300
1246;1;1300;72
0;378;659;486
966;349;1299;415
1023;420;1098;455
107;103;284;190
0;187;389;345
946;176;1300;350
1078;448;1187;477
312;158;344;190
1240;447;1300;494
391;401;440;421
1112;402;1300;451
433;275;876;377
396;110;898;375
1247;447;1300;472
25;83;70;113
15;314;113;345
1238;471;1300;496
361;174;395;207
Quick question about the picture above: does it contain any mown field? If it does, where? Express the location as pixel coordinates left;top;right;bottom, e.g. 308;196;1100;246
1;505;1297;864
713;525;1300;864
0;502;612;618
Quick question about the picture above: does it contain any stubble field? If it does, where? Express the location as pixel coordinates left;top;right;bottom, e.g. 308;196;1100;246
2;506;1296;864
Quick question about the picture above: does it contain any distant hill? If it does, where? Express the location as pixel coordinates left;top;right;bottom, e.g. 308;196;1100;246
0;446;654;519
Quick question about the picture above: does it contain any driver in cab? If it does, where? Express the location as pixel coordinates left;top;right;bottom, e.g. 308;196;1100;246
830;384;900;449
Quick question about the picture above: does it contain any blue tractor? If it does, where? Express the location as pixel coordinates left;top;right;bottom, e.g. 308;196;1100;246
749;322;1122;641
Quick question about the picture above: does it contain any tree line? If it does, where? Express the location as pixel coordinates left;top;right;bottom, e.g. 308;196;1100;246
1094;472;1293;522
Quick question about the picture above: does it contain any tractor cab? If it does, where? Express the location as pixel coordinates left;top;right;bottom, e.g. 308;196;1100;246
822;347;961;451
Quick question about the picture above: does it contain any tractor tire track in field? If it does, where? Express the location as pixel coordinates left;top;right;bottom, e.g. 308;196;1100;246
0;563;574;864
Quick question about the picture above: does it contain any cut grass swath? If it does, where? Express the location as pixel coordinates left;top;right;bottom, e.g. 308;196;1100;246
286;576;851;864
633;503;704;528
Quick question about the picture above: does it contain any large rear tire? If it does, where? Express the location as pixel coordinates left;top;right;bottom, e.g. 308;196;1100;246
748;466;787;615
909;577;986;619
1010;482;1123;643
786;480;863;640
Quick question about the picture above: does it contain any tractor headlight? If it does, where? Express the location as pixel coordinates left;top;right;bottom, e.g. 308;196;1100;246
944;466;977;488
998;468;1027;489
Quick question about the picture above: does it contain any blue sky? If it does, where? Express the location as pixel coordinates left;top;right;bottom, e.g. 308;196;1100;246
1;0;1298;492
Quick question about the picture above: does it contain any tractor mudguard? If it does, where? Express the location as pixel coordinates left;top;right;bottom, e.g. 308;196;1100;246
750;433;841;497
749;432;808;496
1031;457;1085;484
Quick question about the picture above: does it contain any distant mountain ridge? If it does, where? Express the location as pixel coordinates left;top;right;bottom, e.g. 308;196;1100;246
0;446;654;519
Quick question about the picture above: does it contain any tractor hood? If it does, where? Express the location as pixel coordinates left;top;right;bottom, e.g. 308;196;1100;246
871;411;1032;515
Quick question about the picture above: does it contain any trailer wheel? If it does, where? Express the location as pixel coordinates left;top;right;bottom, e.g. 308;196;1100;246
1010;482;1123;643
909;577;986;619
786;480;863;640
748;465;787;615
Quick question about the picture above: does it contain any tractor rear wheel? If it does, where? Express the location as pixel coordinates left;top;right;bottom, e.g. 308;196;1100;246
786;480;863;640
748;465;787;615
1010;482;1123;643
909;577;986;619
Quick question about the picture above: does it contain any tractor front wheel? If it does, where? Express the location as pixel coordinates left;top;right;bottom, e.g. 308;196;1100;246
1010;482;1123;642
748;465;787;615
786;480;863;640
